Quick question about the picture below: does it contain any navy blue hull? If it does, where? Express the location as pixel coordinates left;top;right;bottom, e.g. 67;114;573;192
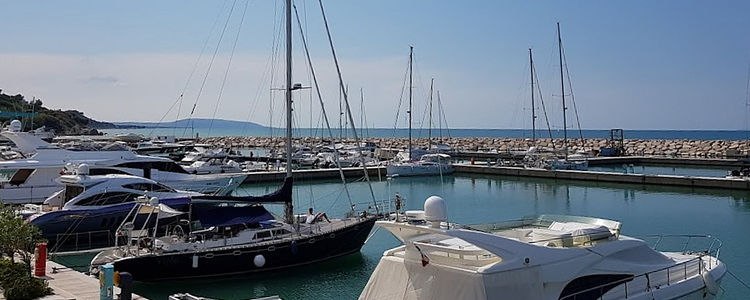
112;217;378;281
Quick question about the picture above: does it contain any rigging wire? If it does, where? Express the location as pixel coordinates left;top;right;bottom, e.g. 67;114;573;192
293;3;354;210
182;0;239;138
561;42;585;142
533;59;556;147
147;0;229;138
392;57;411;137
317;0;379;213
208;0;252;137
241;2;283;136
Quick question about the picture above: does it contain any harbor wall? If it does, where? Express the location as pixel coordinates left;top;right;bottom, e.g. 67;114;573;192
243;166;387;184
454;164;750;190
197;136;750;158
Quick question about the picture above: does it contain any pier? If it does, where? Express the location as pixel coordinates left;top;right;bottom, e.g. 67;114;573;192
454;164;750;190
243;166;387;184
25;260;147;300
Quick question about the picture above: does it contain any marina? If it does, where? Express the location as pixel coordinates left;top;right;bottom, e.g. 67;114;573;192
47;174;750;299
3;0;750;299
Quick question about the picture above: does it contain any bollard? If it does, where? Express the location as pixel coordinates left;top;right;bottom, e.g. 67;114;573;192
118;272;133;300
99;263;114;300
34;242;47;277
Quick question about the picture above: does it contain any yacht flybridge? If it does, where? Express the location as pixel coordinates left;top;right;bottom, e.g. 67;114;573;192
0;129;246;204
360;197;725;300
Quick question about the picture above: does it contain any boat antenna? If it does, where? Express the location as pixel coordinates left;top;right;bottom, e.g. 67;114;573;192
408;46;413;161
284;0;294;224
557;22;568;159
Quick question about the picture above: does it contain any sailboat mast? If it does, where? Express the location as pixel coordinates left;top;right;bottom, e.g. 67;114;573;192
437;91;442;142
284;0;293;223
529;48;536;143
428;78;433;149
408;46;413;161
557;22;568;157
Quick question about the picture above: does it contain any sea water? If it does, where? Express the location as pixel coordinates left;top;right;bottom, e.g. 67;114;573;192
55;174;750;299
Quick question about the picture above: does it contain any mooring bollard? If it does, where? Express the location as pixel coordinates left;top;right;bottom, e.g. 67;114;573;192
118;272;133;300
99;263;114;300
34;242;46;277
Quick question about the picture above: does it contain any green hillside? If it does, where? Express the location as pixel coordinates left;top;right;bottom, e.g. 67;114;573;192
0;89;116;135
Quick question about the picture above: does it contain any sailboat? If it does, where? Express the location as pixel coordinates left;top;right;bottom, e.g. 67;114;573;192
387;48;454;177
89;0;379;280
543;23;588;171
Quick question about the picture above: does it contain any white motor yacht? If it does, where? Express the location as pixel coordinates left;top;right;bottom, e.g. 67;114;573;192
387;153;454;177
0;130;246;204
360;196;726;300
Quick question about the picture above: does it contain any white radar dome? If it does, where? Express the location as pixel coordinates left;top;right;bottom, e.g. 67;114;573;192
9;120;22;132
76;163;90;175
424;196;447;228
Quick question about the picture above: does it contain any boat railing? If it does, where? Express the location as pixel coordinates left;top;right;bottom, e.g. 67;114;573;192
52;229;114;253
560;255;710;300
642;234;722;263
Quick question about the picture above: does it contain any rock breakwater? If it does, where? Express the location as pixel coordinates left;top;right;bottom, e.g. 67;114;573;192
196;136;750;158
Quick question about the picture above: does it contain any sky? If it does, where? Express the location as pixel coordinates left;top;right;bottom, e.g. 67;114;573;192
1;1;750;130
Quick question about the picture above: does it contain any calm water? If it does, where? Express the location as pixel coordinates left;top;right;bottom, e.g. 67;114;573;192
590;164;731;178
101;127;750;140
55;175;750;299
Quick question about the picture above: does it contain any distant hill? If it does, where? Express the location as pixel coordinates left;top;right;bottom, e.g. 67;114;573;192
0;88;117;135
114;118;267;129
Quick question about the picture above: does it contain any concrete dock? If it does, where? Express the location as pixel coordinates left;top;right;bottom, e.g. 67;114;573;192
243;166;387;184
586;156;750;167
454;164;750;190
34;260;147;300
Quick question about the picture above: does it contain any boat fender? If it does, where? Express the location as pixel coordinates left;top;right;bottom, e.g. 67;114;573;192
254;255;266;268
192;254;198;269
702;271;720;295
290;241;298;255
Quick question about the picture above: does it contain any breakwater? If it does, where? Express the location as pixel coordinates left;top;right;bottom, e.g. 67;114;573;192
197;136;750;158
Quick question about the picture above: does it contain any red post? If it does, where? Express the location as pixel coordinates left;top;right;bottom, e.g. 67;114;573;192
470;157;475;165
34;242;47;277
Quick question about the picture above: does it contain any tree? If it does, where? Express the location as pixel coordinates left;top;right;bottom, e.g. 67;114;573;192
0;203;44;269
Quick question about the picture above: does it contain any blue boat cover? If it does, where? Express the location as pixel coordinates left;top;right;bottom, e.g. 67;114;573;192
191;176;293;204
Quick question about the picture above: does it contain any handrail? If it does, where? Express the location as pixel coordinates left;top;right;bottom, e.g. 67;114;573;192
641;234;722;259
559;255;708;300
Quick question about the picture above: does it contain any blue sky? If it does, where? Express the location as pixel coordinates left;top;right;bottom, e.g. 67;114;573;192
2;1;750;130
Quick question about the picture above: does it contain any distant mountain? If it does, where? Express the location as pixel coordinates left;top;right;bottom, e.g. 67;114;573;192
114;118;268;129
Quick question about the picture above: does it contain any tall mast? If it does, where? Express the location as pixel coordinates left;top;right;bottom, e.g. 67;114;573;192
284;0;293;223
338;85;342;139
437;91;442;141
408;46;413;161
529;48;536;143
360;88;365;138
557;22;568;158
428;78;434;149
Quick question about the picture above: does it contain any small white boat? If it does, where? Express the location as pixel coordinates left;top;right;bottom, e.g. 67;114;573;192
360;196;726;300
